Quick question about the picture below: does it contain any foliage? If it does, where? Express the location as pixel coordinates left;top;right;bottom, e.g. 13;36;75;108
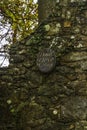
0;0;38;67
0;0;38;43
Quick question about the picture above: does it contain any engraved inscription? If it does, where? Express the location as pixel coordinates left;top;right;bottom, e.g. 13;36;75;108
36;48;56;73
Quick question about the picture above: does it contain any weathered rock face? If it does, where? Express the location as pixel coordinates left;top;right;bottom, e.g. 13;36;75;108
0;1;87;130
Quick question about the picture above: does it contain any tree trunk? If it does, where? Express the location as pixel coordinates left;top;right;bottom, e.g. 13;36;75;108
38;0;56;23
38;0;70;23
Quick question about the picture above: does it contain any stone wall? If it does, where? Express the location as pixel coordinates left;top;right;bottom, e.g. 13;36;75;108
0;1;87;130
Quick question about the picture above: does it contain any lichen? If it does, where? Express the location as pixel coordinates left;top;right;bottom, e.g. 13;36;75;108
44;24;51;31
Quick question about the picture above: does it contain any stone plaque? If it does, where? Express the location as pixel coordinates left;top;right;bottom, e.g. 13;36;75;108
36;48;56;73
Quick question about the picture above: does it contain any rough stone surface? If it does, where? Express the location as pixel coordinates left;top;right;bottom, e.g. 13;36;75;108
0;1;87;130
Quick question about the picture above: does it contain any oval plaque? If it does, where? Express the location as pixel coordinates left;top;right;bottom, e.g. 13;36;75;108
36;48;56;73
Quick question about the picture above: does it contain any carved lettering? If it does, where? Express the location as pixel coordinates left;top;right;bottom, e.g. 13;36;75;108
36;48;56;73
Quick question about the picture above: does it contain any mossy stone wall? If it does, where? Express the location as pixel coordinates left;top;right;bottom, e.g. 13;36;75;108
0;1;87;130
